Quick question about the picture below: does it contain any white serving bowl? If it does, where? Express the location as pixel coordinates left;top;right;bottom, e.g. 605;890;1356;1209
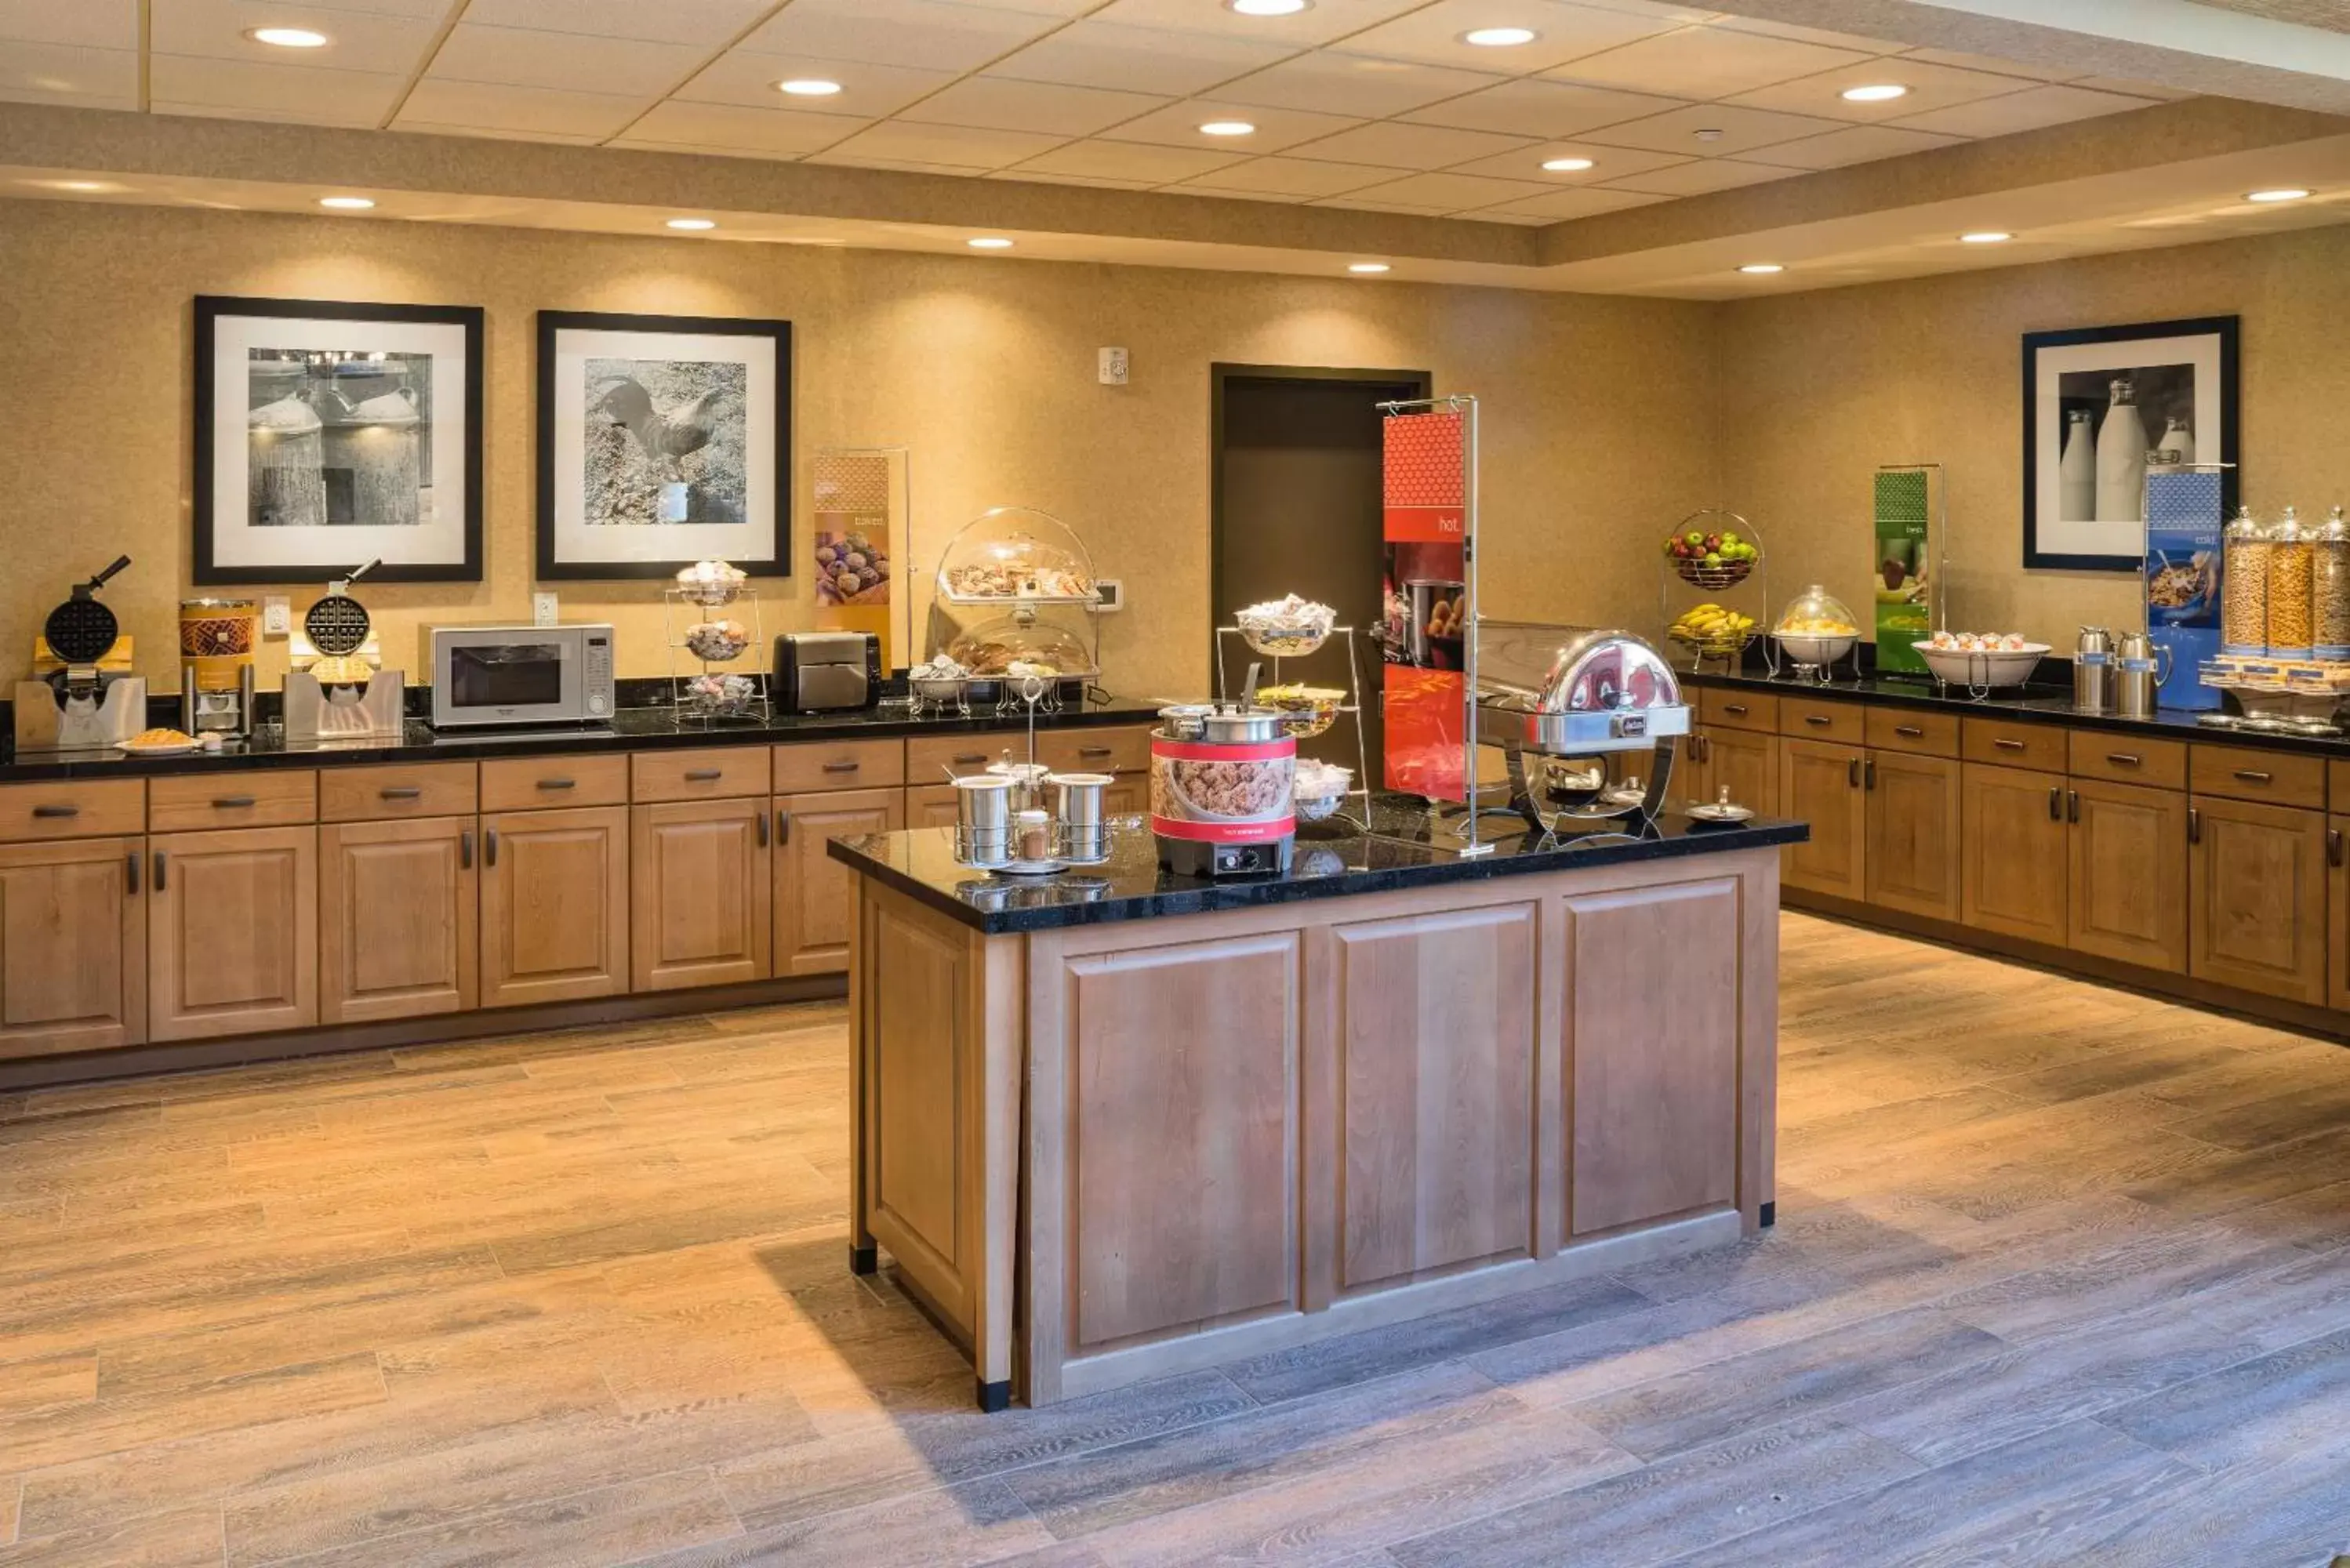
1772;632;1856;666
1913;641;2049;688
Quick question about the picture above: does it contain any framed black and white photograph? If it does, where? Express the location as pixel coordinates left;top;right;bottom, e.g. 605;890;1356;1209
2022;314;2238;572
194;296;484;583
536;310;791;580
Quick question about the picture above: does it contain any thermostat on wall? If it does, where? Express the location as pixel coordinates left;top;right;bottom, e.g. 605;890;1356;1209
1094;578;1124;612
1099;347;1129;386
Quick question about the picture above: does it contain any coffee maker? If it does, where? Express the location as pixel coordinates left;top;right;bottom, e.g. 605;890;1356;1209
180;597;259;741
15;557;146;752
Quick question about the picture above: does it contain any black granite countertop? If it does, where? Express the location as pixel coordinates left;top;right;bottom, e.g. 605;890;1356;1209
0;697;1165;782
828;797;1807;934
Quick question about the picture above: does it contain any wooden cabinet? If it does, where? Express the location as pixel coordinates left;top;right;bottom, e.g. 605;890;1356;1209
0;837;145;1060
1960;764;2067;945
1865;751;1960;920
2189;795;2327;1004
147;826;317;1043
906;783;962;830
775;788;903;977
1778;739;1865;898
319;817;477;1025
2330;817;2350;1012
1103;776;1148;818
2069;780;2188;974
630;799;772;993
481;806;628;1009
1688;729;1777;816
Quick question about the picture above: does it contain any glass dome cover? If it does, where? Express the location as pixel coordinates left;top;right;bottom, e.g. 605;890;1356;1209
935;506;1097;604
946;614;1095;681
1775;585;1860;637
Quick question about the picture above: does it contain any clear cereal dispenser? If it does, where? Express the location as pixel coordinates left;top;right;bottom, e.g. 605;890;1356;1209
2221;506;2269;656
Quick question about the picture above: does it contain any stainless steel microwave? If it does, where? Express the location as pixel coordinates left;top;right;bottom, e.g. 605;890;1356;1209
425;623;616;728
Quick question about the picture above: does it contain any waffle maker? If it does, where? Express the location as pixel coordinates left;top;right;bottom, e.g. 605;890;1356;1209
284;559;405;742
15;557;147;752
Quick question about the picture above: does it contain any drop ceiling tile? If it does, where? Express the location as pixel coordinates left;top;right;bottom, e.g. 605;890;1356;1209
386;118;605;145
951;0;1099;15
459;0;775;46
1475;184;1662;219
1339;0;1681;73
1400;78;1685;137
802;153;988;176
1444;139;1688;179
900;77;1170;136
1891;82;2157;137
1757;122;1964;169
1549;25;1872;98
1103;100;1362;155
612;100;869;158
1600;155;1799;194
1580;101;1844;155
427;23;703;95
1476;208;1559;223
1309;194;1452;214
989;167;1157;189
1215;53;1504;118
986;21;1291;96
151;54;407;124
1084;0;1432;49
1709;16;1901;52
740;0;1066;72
1337;170;1563;210
1285;119;1537;171
150;0;443;71
0;42;136;105
394;77;649;138
1008;138;1249;183
1161;183;1310;204
0;0;137;48
1169;154;1400;197
1898;45;2077;83
1727;57;2040;122
2072;75;2192;100
812;119;1070;170
678;51;958;118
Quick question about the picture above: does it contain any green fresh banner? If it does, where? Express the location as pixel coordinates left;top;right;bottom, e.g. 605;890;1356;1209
1874;470;1932;676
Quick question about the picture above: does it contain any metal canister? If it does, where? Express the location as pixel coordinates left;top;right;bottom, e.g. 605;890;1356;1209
951;775;1014;867
2073;626;2112;713
2114;630;2169;719
1048;772;1113;863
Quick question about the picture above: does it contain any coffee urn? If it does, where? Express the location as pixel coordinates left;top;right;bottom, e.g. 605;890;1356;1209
2073;626;2113;713
2114;630;2170;719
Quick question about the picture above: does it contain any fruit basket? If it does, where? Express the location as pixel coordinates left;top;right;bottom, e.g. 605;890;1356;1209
1662;521;1759;590
1658;508;1767;672
1771;584;1860;676
1666;603;1759;660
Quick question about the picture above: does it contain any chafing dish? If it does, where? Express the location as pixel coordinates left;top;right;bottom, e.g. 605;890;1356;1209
1472;622;1690;830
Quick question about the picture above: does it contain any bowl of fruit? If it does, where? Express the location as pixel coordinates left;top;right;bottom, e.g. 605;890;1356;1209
1667;603;1758;662
1771;586;1860;668
1663;526;1759;590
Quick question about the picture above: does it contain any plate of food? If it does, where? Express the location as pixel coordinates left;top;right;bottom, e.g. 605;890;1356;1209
117;727;204;756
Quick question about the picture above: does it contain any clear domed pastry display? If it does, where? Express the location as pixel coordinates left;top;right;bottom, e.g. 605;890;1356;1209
935;506;1098;604
946;615;1092;682
928;506;1102;712
1772;584;1860;681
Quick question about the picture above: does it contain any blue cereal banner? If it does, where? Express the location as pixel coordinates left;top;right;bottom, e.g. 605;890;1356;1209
2145;468;2224;711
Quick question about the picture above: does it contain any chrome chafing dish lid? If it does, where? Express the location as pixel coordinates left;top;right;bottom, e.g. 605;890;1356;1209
1473;622;1690;753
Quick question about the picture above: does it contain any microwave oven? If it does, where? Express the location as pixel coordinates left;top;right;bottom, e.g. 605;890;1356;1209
425;623;616;728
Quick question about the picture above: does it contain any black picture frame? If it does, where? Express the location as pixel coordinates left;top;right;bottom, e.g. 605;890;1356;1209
2021;314;2239;572
535;310;793;582
192;294;485;584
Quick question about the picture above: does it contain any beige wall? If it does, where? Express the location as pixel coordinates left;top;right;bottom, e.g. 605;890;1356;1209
1716;223;2350;651
0;198;1721;702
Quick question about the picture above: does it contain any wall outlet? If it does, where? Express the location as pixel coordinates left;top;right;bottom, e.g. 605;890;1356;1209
1098;347;1129;386
532;592;559;627
262;596;291;637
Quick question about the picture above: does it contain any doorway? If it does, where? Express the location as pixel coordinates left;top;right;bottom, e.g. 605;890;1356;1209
1211;364;1432;778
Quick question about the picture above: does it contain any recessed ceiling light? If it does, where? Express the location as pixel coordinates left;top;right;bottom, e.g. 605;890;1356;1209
1959;230;2012;244
1227;0;1309;13
665;217;716;230
1348;262;1390;273
1738;263;1785;274
778;78;841;96
1462;26;1538;46
247;26;328;48
1199;120;1256;136
1840;83;1909;102
1540;157;1595;172
2246;187;2312;202
1694;128;1724;143
318;196;375;210
968;237;1014;249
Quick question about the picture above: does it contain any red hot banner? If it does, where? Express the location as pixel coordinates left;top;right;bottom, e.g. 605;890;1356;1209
1381;409;1469;801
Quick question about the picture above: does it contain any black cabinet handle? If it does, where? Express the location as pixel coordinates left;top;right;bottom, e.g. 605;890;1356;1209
822;760;861;774
685;768;724;782
1894;724;1923;739
1847;757;1861;788
459;829;474;870
152;850;167;891
951;752;988;766
126;851;140;895
2068;789;2079;824
1078;746;1114;758
2106;753;2141;768
2331;828;2344;869
1723;703;1749;716
756;810;769;848
379;786;423;800
2188;808;2200;846
2232;768;2273;785
1992;738;2025;752
537;778;576;791
31;804;78;818
485;828;498;867
212;795;256;809
775;810;792;845
1864;757;1876;790
2048;786;2061;821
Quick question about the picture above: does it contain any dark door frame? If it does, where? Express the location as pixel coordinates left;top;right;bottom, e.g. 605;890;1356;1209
1208;361;1434;661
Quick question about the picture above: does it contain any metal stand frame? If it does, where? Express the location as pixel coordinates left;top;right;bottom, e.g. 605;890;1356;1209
1875;462;1947;683
1213;624;1375;833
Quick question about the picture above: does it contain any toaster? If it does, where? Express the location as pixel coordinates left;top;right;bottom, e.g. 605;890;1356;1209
775;632;881;713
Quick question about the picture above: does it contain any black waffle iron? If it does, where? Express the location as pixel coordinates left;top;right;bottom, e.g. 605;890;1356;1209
16;557;148;750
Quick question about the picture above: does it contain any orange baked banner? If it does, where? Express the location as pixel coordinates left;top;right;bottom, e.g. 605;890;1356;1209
1382;408;1469;800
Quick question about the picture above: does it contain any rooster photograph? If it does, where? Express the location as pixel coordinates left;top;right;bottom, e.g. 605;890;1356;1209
581;356;747;527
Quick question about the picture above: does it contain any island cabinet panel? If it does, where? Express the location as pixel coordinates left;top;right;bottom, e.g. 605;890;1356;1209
2189;796;2327;1005
481;808;628;1008
1562;877;1741;1237
864;904;970;1313
1316;903;1538;1299
630;800;772;993
319;817;477;1025
1960;763;2068;945
1865;751;1960;920
147;826;317;1043
775;788;903;978
0;837;145;1060
2068;780;2189;974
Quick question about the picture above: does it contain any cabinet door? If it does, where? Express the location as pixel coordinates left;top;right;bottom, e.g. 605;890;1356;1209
1677;732;1713;810
1705;729;1778;818
1103;776;1149;818
481;807;628;1008
319;817;477;1025
906;783;962;831
631;799;772;993
0;837;145;1060
2069;780;2188;974
775;788;903;977
2189;796;2327;1004
1865;751;1960;920
2333;818;2350;1012
1777;739;1865;898
149;826;317;1043
1960;764;2067;944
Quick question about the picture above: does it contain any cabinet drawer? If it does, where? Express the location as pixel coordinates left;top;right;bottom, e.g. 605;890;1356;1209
0;779;144;842
2069;732;2187;790
774;738;905;794
2191;744;2325;810
148;770;316;832
319;762;478;823
1777;699;1865;745
1037;725;1153;776
1700;689;1778;733
907;730;1022;782
1865;707;1959;757
630;747;771;803
1961;717;2067;773
479;753;630;813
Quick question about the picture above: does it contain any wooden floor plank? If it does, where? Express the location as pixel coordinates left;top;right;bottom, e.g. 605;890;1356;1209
0;1504;226;1567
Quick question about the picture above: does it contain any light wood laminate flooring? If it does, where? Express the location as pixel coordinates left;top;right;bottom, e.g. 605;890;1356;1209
1;912;2346;1566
